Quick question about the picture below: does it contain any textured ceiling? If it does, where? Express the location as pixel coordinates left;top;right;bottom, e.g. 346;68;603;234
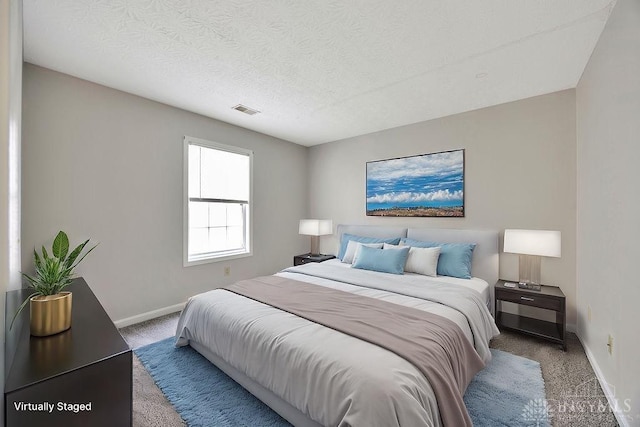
23;0;614;146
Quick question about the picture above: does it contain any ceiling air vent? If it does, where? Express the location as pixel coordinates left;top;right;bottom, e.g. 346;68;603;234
232;104;260;115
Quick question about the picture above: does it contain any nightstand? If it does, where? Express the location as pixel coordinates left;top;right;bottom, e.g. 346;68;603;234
294;253;336;266
495;280;566;351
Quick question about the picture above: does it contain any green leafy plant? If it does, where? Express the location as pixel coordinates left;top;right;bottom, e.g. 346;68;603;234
10;231;98;330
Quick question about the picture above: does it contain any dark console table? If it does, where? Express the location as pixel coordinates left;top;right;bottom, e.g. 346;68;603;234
4;278;132;427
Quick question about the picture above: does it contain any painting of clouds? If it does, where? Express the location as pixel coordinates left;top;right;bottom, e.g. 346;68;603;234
366;149;464;217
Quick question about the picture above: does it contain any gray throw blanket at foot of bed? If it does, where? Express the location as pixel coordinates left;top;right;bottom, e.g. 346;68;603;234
224;275;485;427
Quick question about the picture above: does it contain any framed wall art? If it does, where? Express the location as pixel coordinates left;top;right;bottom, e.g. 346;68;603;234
366;149;465;217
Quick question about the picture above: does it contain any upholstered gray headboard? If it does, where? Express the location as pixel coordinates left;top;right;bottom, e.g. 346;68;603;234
336;224;407;240
335;224;499;286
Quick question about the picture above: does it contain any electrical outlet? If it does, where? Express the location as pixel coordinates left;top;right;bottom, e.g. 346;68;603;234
224;266;231;276
607;335;613;355
587;305;592;322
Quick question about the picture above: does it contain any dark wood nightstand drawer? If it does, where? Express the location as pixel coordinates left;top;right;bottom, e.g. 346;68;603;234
495;288;562;311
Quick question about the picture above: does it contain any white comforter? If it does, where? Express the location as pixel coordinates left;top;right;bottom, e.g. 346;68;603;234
176;263;500;427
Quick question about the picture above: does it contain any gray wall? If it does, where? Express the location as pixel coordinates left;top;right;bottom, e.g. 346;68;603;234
309;91;578;326
22;64;309;322
576;0;640;423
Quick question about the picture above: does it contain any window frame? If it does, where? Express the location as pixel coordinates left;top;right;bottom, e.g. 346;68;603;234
183;136;253;267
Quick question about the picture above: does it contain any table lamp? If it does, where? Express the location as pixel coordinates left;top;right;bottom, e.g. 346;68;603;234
504;229;561;288
299;219;332;256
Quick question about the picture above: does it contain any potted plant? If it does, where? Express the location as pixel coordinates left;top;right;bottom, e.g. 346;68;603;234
10;231;97;336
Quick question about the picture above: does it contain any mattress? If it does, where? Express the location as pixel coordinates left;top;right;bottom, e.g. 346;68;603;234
176;262;499;427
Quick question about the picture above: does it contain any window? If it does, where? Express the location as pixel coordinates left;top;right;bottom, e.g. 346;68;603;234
183;136;252;265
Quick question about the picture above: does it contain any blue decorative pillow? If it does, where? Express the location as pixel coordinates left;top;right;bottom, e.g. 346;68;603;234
352;245;410;275
338;234;401;261
400;238;476;279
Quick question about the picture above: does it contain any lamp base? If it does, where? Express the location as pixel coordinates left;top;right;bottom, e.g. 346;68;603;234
518;254;541;285
310;236;320;257
517;282;542;291
303;253;329;260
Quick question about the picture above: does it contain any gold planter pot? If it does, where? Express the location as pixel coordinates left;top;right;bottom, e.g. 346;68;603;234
30;292;73;337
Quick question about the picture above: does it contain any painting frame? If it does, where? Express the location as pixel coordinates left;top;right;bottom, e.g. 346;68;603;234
366;149;465;217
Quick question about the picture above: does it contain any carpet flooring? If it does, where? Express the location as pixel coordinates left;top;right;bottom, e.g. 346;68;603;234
120;312;619;427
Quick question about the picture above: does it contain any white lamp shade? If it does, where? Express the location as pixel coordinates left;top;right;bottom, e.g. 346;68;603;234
504;229;561;258
299;219;333;236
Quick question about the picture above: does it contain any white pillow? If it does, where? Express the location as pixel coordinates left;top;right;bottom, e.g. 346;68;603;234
342;241;383;264
404;246;440;277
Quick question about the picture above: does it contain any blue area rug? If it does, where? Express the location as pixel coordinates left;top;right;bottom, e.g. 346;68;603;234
136;338;549;427
464;349;550;427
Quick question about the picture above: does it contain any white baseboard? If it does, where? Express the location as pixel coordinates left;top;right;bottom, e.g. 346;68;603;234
576;333;630;427
114;302;185;328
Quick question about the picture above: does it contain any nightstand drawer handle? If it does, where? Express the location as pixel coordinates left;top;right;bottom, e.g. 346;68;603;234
520;296;535;301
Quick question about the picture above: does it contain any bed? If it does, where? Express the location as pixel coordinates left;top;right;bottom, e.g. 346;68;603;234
176;225;500;427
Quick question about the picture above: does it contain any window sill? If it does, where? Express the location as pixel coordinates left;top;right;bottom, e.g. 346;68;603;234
184;250;252;267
